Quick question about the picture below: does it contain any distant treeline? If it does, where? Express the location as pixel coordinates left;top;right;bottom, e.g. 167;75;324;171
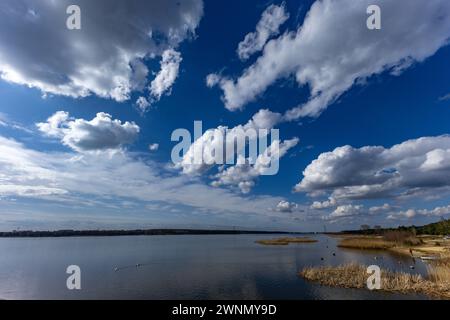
340;219;450;236
0;229;293;238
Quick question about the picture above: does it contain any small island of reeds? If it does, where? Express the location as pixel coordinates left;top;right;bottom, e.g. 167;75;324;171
256;237;318;246
299;260;450;299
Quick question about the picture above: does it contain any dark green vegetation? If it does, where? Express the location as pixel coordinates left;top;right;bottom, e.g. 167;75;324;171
415;219;450;235
340;219;450;236
0;229;293;238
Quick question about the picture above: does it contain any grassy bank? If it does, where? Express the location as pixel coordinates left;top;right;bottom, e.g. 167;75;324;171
256;237;318;246
338;237;395;250
336;231;450;258
300;262;450;299
427;258;450;284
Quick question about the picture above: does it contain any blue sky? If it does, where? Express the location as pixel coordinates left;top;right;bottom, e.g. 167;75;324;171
1;0;450;231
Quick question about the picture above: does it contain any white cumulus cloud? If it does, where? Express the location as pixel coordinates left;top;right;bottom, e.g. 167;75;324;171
0;0;203;102
237;3;289;61
149;49;182;104
311;197;337;210
136;96;151;113
209;0;450;115
275;200;299;213
177;109;282;175
211;138;299;193
37;112;140;152
388;205;450;220
327;204;365;221
296;135;450;201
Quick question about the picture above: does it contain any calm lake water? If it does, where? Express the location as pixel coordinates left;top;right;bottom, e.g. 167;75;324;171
0;234;430;300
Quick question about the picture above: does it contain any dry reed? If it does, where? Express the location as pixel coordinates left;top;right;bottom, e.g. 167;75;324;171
300;263;450;299
256;237;318;246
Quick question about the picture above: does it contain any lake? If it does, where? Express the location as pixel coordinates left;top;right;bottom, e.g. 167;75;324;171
0;234;430;300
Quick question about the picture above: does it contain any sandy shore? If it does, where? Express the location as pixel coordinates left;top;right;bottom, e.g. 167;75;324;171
335;234;450;259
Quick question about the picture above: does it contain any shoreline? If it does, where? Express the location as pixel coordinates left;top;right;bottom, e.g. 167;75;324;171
0;229;306;239
333;234;450;259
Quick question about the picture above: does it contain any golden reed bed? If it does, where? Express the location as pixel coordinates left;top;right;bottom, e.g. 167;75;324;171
300;262;450;299
256;237;318;246
337;234;450;259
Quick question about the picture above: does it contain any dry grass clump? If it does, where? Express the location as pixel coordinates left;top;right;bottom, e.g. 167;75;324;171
300;263;368;288
383;231;423;246
300;263;450;299
338;237;395;250
279;237;318;243
256;237;317;246
338;231;424;251
427;258;450;284
256;239;289;246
